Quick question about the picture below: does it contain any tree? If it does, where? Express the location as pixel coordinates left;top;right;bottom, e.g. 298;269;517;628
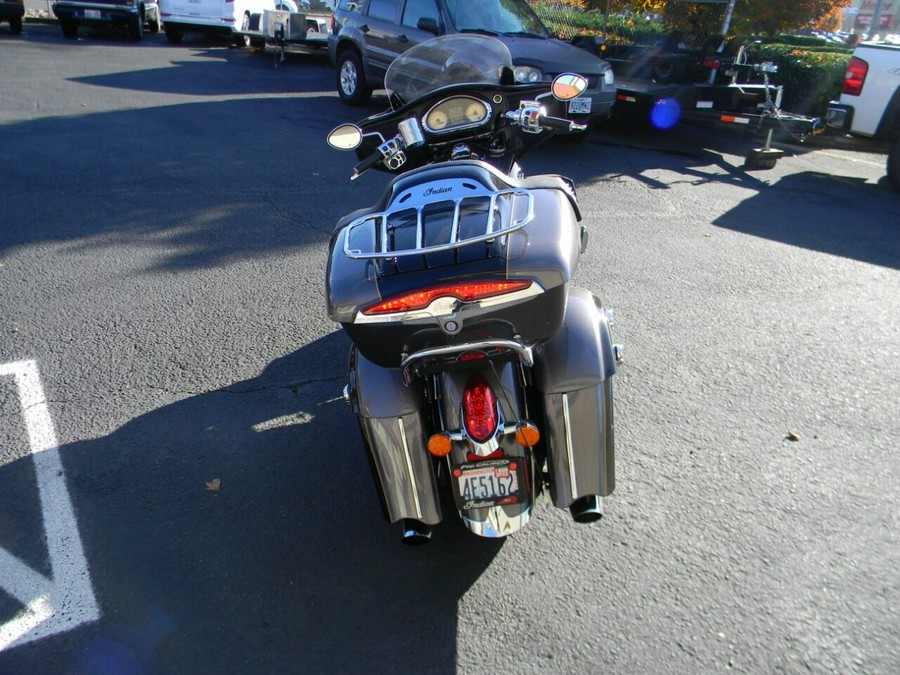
596;1;852;40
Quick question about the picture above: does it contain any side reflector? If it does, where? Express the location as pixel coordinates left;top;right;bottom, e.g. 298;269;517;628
515;422;540;447
427;433;452;457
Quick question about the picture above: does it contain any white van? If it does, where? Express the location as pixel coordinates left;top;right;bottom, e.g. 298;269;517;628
160;0;277;43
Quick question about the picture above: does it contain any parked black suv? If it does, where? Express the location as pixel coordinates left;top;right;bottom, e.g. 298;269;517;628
328;0;615;128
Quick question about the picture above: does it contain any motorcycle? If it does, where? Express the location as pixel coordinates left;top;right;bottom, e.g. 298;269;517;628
325;34;622;543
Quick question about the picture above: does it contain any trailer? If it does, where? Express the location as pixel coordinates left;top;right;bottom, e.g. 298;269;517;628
574;33;822;168
236;4;331;66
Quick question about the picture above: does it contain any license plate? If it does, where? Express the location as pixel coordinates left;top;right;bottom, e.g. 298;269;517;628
569;97;592;114
84;9;101;18
452;458;524;511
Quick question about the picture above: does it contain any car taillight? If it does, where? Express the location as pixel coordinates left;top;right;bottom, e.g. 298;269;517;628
842;56;869;97
462;372;498;443
361;280;532;316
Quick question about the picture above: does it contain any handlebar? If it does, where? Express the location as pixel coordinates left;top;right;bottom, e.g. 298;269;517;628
347;98;587;179
351;149;385;181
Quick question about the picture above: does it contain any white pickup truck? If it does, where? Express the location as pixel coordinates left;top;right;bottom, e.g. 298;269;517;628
827;42;900;191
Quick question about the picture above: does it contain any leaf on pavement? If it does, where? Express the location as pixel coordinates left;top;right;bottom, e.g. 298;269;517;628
786;431;800;442
205;478;221;492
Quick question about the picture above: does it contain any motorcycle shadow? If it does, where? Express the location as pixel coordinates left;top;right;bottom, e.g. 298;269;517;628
3;331;500;672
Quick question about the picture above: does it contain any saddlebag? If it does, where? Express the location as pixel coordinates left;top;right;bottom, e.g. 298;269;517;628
533;287;616;507
352;349;442;526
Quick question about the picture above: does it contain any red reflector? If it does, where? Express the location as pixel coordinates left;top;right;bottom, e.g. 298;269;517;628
362;280;532;316
703;60;721;69
842;56;868;97
458;351;488;362
462;373;498;443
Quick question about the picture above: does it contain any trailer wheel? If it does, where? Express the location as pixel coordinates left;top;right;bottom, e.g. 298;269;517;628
887;139;900;192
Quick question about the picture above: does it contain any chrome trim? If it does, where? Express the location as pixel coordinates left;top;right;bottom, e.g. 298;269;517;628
401;340;534;383
562;393;578;497
398;118;425;148
423;96;492;135
461;505;532;537
342;181;534;259
397;417;422;519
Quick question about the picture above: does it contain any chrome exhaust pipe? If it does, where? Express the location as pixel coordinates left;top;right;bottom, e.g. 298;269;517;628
569;495;603;523
401;519;432;545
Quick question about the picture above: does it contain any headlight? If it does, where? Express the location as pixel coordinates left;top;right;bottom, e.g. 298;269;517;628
514;66;543;84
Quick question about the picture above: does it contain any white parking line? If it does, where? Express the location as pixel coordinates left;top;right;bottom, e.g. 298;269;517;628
0;360;100;652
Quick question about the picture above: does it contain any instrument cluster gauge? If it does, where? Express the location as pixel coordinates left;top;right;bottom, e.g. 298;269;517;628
423;96;493;134
425;109;449;130
466;102;486;122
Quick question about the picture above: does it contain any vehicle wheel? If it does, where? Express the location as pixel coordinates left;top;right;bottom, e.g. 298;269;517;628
888;139;900;192
129;9;144;40
337;48;372;106
147;8;160;33
9;17;22;34
60;19;78;39
164;26;183;43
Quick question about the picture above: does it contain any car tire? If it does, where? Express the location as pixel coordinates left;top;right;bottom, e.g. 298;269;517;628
60;19;78;39
130;10;144;40
148;8;160;33
165;26;183;43
888;138;900;192
10;17;22;34
337;49;372;106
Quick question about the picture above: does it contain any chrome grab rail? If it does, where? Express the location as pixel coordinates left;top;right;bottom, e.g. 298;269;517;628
400;339;534;384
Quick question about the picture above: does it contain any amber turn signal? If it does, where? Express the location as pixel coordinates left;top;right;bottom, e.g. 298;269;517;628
427;433;453;457
515;422;540;447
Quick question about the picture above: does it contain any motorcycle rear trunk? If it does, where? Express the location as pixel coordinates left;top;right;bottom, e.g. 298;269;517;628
326;160;616;539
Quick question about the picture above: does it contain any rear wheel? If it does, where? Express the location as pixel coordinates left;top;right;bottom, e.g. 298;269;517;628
129;8;144;40
164;25;183;43
60;20;78;38
337;48;372;106
887;138;900;192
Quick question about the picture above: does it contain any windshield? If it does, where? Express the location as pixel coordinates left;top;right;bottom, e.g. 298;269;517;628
445;0;549;38
384;34;514;103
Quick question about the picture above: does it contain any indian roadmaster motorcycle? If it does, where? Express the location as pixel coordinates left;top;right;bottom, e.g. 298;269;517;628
326;35;622;543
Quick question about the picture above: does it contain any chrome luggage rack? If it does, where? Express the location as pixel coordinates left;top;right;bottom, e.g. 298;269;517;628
342;177;534;260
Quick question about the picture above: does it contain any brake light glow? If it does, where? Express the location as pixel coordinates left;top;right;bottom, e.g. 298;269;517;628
842;56;868;97
462;373;498;443
362;280;532;316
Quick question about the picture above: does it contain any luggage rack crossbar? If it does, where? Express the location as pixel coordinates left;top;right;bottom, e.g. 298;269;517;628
342;184;534;260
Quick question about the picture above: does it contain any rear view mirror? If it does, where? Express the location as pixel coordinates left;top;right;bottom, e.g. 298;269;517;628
551;74;588;101
327;124;363;150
